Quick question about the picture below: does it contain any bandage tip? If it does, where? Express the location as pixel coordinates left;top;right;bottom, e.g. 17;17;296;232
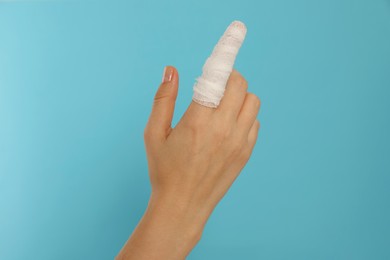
230;20;247;31
228;20;247;37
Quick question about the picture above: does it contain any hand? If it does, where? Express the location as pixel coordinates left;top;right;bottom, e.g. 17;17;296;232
116;66;261;260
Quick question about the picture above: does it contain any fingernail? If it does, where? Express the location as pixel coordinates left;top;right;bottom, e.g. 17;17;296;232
162;66;173;83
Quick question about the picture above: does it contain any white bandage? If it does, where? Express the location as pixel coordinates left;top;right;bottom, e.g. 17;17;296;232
192;20;247;108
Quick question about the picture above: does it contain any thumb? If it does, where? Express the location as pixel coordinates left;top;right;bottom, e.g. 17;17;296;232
145;66;179;142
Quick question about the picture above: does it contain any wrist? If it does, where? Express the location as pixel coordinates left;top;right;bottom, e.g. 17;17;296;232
116;194;205;260
146;192;206;245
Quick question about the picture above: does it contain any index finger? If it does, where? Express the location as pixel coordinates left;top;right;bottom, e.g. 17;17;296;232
191;21;247;112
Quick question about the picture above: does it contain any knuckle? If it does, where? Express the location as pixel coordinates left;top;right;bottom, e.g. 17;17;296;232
256;120;261;130
230;70;248;90
154;86;176;103
255;97;261;108
154;89;173;103
237;76;248;90
230;137;245;155
215;109;233;125
183;117;207;134
182;118;209;140
241;77;248;90
212;122;232;141
239;147;251;161
247;93;261;108
143;124;153;141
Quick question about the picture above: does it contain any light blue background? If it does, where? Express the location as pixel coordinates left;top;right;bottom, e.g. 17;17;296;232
1;0;390;259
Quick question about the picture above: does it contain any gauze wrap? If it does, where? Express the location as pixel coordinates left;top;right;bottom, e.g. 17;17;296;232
192;20;247;108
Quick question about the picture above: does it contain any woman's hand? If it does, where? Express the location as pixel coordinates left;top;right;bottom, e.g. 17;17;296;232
116;66;261;260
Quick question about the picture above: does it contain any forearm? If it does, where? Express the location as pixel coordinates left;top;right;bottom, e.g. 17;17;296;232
115;193;206;260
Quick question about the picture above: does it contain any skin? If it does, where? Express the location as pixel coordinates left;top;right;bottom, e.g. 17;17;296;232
116;66;261;260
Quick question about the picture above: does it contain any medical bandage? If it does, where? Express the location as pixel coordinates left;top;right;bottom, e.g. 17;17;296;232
192;20;247;108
